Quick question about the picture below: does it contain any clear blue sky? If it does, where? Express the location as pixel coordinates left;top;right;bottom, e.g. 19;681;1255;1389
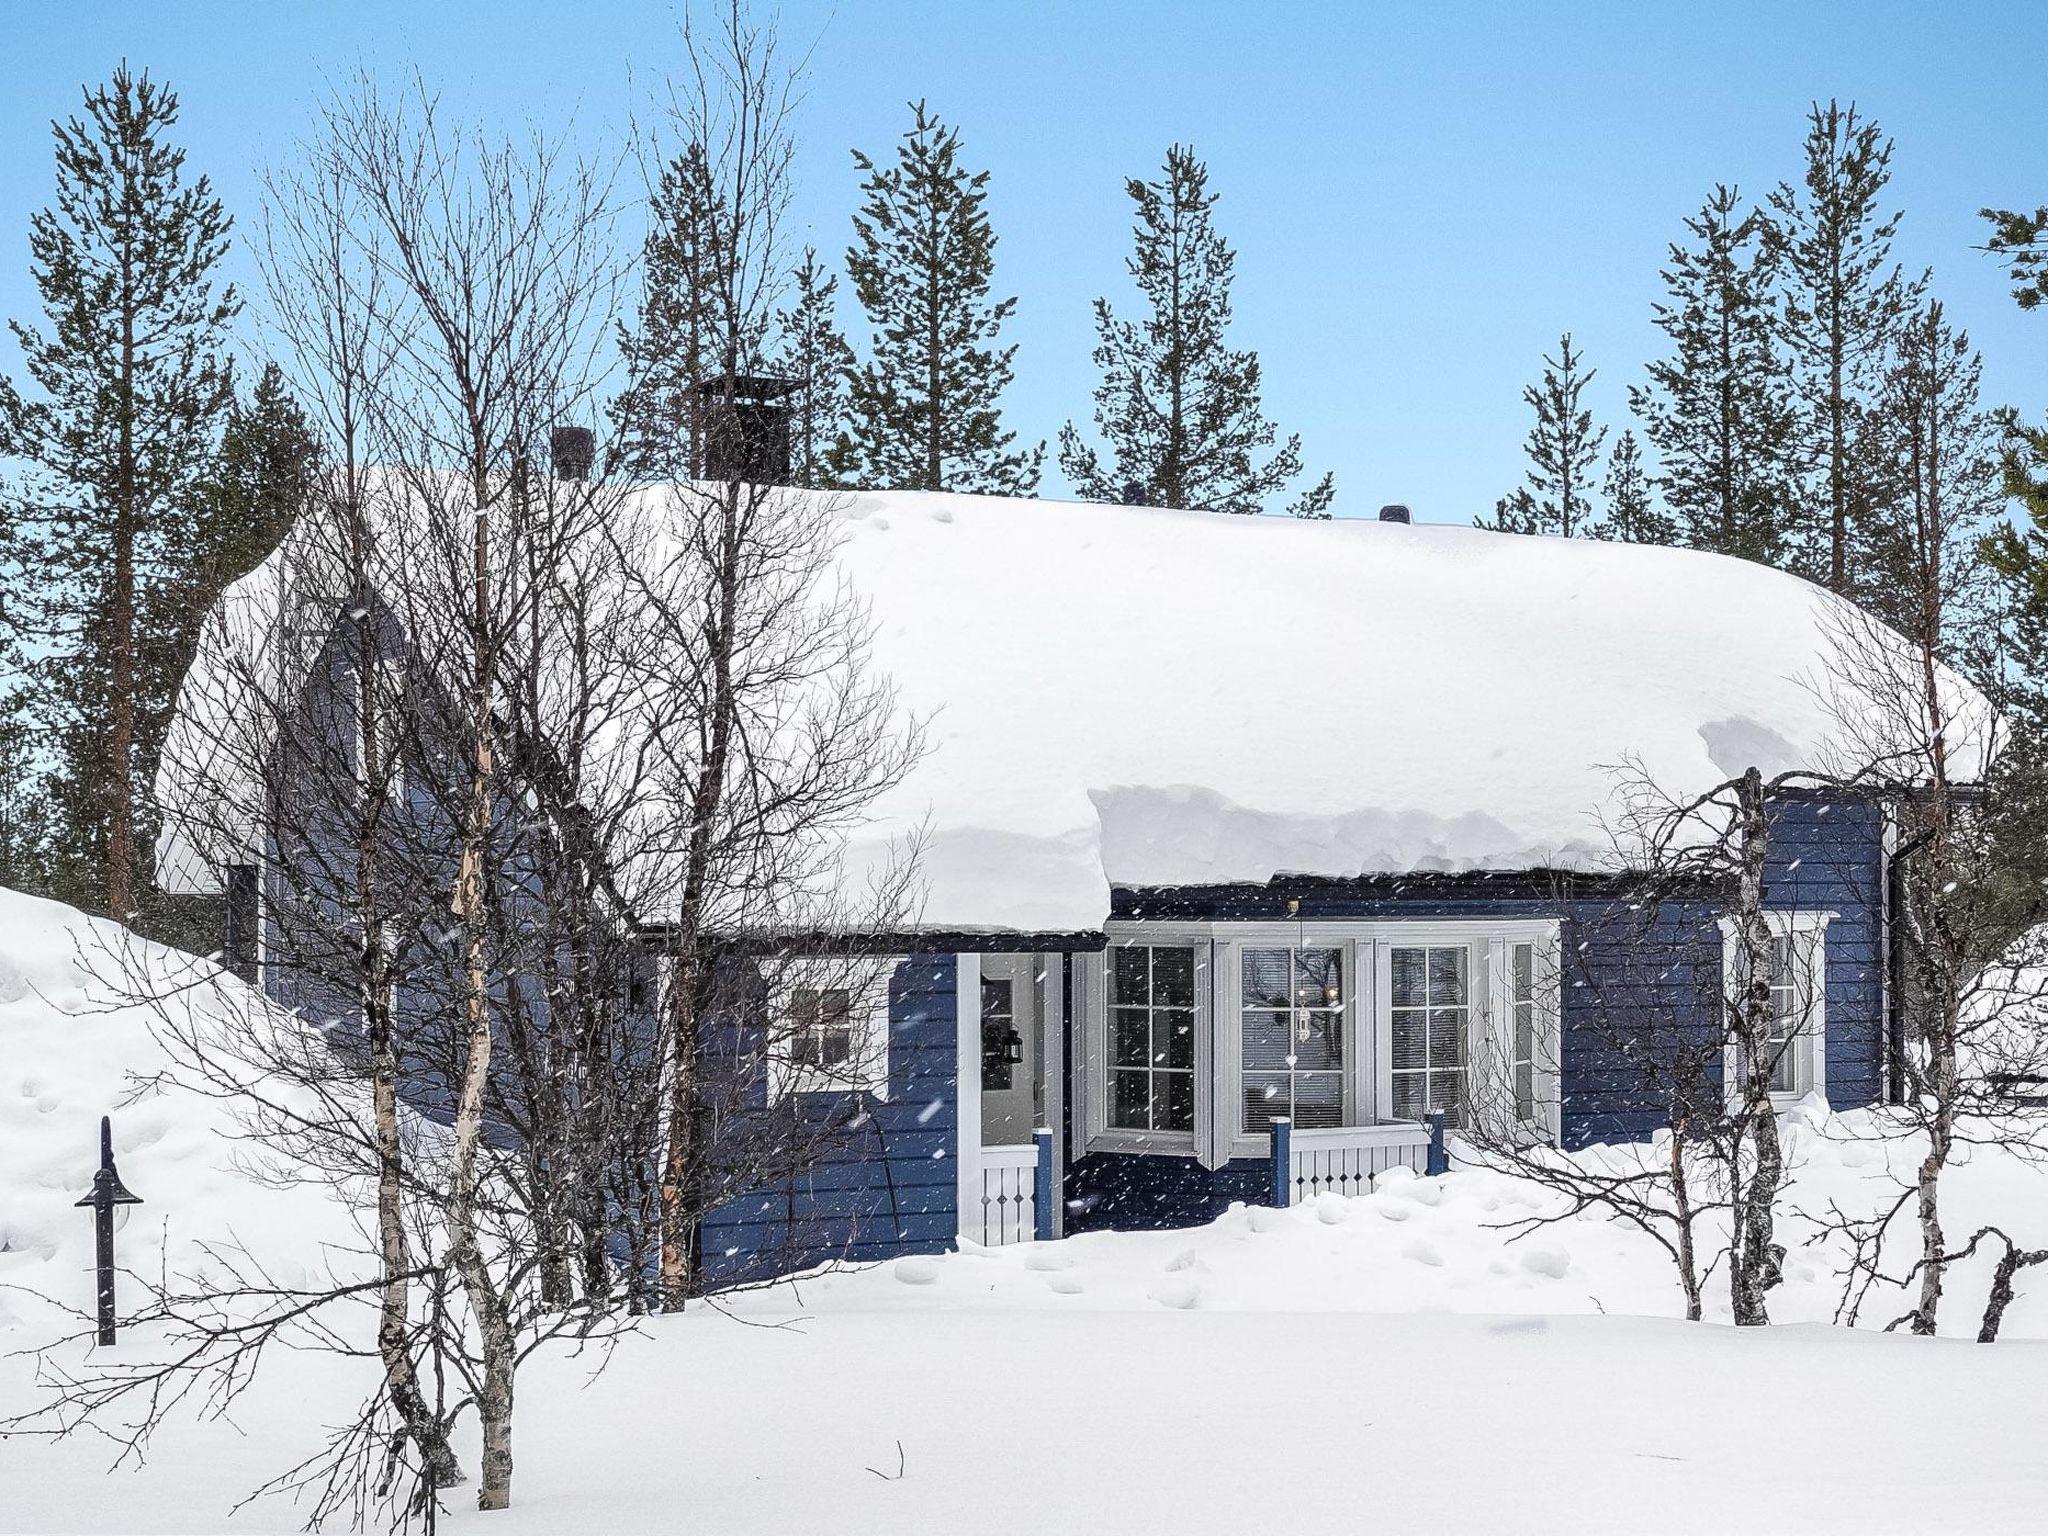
3;1;2044;523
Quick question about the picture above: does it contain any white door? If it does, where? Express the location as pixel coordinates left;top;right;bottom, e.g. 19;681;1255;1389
979;953;1042;1145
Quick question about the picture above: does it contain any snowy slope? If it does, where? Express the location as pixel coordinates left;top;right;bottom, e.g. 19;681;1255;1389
0;888;361;1343
160;486;1982;932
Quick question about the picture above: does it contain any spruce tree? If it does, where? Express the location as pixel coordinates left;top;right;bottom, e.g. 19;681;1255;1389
775;246;854;489
1478;333;1605;536
616;141;735;479
835;102;1041;494
1767;101;1916;592
1058;144;1334;517
161;363;319;708
1629;186;1799;568
1589;430;1676;544
0;67;238;923
1856;302;2001;649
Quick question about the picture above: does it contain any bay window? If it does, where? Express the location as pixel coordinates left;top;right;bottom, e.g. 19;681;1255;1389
1081;919;1562;1164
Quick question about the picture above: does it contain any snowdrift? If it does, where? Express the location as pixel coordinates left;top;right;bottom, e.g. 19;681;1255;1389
0;886;360;1340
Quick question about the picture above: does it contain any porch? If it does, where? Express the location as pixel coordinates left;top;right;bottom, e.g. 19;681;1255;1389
955;946;1452;1246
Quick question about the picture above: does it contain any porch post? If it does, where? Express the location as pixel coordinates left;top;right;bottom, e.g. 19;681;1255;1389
1425;1111;1448;1176
955;953;983;1243
1033;1127;1054;1242
1039;952;1066;1238
1269;1117;1292;1208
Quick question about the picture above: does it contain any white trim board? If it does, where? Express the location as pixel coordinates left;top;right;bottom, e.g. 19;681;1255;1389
954;952;983;1243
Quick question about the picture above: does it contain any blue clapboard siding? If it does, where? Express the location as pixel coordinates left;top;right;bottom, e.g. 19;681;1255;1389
697;955;958;1283
1073;793;1890;1225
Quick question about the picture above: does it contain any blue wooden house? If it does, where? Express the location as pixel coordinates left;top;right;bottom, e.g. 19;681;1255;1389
159;486;1903;1284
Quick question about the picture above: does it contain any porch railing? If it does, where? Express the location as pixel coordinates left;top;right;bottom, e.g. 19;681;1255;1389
972;1141;1039;1245
1268;1115;1445;1207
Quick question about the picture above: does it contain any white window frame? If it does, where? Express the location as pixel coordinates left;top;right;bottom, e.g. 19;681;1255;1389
1719;911;1832;1108
764;954;897;1101
1080;933;1211;1162
1081;917;1564;1166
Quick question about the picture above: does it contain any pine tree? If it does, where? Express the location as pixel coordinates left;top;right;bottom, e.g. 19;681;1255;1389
616;141;735;479
0;67;238;923
1589;430;1677;544
1478;333;1605;536
1768;101;1916;592
1856;302;2001;651
834;102;1041;494
0;491;50;891
1982;204;2048;312
775;246;854;489
1058;144;1334;518
1630;186;1799;568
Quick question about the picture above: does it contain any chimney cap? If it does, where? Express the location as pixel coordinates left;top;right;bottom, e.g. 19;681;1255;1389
550;426;595;481
1378;503;1412;524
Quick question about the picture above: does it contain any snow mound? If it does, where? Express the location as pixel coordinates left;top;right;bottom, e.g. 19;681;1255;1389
0;887;359;1342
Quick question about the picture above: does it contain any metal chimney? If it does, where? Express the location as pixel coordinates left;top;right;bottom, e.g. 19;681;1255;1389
1378;504;1412;524
550;426;595;482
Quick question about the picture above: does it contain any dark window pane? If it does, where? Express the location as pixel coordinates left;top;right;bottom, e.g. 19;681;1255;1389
1428;947;1467;1007
1112;947;1150;1004
1390;1008;1429;1071
1242;1073;1287;1133
1391;947;1427;1008
1292;1013;1344;1072
1241;949;1292;1009
1111;1070;1150;1130
1515;1063;1534;1120
1390;1073;1424;1122
1239;1011;1295;1070
1295;948;1343;1002
1292;1073;1343;1129
1513;942;1534;1000
1428;1010;1464;1069
1112;1009;1151;1068
1152;947;1195;1006
822;1028;852;1067
1427;1070;1464;1120
981;976;1014;1020
1162;1008;1196;1069
1152;1071;1194;1132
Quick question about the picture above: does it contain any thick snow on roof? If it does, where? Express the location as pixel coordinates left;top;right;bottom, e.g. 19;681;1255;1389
824;491;1896;928
162;486;1946;933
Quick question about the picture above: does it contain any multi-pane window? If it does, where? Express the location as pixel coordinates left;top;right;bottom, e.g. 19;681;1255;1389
1390;944;1468;1125
1240;947;1344;1133
791;986;854;1069
1510;941;1537;1122
1110;946;1196;1133
1766;934;1800;1095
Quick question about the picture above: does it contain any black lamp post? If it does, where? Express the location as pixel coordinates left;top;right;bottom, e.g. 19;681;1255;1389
74;1114;144;1345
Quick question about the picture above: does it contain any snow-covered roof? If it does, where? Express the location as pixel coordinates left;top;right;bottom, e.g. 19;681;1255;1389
162;486;1963;933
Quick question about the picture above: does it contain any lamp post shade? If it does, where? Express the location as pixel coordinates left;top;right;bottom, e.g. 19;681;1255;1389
74;1115;144;1345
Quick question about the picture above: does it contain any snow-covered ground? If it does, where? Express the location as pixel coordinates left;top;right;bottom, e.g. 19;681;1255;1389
5;886;2046;1534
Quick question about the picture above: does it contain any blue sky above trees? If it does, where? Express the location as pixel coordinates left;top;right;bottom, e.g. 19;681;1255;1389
2;0;2042;523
